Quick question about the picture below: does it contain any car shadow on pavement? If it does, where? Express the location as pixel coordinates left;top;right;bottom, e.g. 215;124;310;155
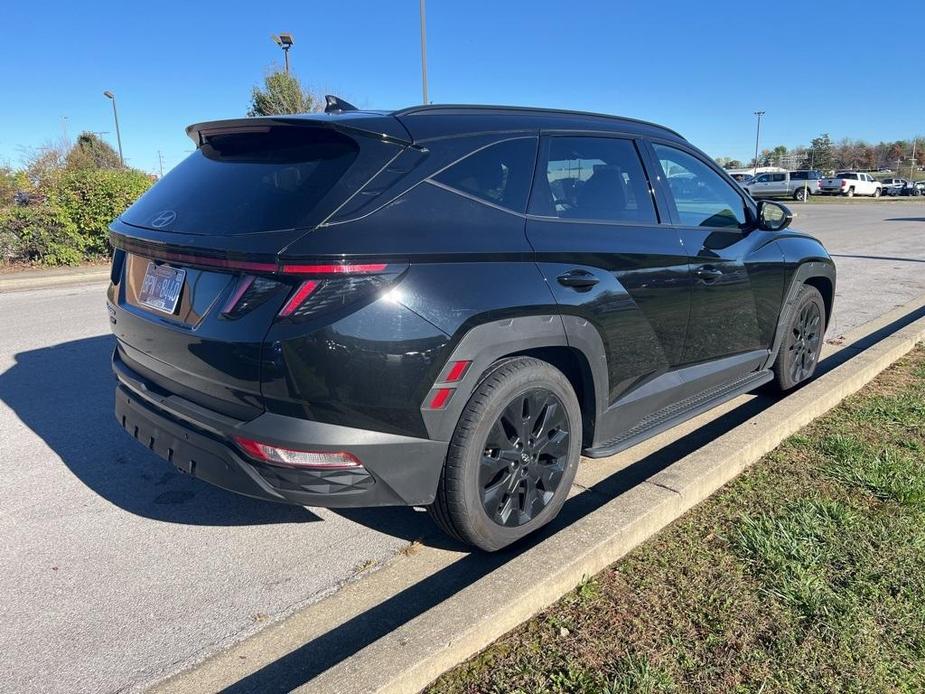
217;302;925;693
0;334;318;526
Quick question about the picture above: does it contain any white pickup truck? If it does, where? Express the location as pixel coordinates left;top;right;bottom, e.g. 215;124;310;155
819;171;882;197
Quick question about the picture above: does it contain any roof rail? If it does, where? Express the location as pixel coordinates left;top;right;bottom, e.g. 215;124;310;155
393;103;684;139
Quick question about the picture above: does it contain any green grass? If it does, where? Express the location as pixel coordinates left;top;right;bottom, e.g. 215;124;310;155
428;347;925;694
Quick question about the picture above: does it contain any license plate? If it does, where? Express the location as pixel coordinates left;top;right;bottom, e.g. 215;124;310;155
139;262;186;314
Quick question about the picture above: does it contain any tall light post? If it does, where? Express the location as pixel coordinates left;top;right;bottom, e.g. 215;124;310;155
272;33;294;74
752;111;765;176
419;0;429;104
103;91;124;167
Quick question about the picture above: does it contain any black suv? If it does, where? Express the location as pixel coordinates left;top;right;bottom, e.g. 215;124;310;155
108;102;835;551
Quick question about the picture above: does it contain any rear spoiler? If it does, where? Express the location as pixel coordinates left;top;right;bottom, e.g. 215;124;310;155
185;112;412;148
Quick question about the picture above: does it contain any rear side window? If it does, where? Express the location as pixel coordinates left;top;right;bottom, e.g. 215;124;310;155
791;171;806;180
121;127;359;235
653;143;746;229
531;136;657;223
432;138;537;212
770;173;786;182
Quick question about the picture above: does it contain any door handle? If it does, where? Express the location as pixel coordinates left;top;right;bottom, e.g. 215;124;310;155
695;265;724;283
557;270;600;289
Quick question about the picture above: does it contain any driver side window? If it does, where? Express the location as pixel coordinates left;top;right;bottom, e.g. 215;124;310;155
653;143;747;229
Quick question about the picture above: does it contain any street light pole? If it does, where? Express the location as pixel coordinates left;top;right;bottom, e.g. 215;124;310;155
272;34;295;74
419;0;429;104
103;91;124;167
753;111;765;176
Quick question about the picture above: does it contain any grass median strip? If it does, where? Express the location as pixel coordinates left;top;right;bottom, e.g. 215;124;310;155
428;347;925;694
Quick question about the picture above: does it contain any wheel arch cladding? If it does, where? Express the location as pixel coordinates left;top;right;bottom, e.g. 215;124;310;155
764;259;836;369
420;315;606;444
804;274;834;326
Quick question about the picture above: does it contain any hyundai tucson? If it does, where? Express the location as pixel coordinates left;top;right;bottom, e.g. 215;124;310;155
108;99;835;551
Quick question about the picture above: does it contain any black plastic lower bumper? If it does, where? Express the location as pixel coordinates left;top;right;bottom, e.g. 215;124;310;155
114;364;449;508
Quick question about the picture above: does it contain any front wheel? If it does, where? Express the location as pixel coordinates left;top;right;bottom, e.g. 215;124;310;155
428;357;582;551
772;285;826;391
873;187;882;198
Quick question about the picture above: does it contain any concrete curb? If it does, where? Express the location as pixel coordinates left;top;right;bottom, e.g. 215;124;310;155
300;315;925;693
147;296;925;694
0;267;109;292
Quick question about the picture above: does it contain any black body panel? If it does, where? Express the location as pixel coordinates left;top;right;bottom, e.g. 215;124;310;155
108;103;836;510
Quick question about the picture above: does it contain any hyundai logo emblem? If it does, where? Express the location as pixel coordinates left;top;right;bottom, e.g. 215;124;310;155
150;210;177;228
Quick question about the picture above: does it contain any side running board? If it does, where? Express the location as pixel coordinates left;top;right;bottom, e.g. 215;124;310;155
583;369;774;459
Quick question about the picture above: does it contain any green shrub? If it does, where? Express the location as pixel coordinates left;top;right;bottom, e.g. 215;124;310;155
52;168;152;258
0;203;84;266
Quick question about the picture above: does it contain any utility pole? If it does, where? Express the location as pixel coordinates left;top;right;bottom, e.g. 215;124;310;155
103;91;124;166
61;116;69;143
911;138;918;179
419;0;429;104
157;150;165;178
753;111;765;176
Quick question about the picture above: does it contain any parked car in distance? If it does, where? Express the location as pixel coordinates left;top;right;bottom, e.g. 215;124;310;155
880;177;908;196
898;180;923;197
728;172;753;183
107;100;836;551
744;170;823;201
915;181;925;194
819;172;882;197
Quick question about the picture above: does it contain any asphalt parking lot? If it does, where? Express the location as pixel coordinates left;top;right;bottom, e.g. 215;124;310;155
1;201;924;693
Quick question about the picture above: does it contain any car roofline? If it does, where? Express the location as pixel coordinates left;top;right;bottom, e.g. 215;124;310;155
392;103;686;139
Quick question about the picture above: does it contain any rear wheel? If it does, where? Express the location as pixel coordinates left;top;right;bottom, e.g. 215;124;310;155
772;285;825;391
846;187;855;198
793;187;809;202
428;357;581;551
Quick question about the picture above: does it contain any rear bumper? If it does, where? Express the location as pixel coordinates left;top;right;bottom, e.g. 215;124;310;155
113;352;448;508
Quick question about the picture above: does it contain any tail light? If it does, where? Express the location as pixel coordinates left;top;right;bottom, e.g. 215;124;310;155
275;262;407;321
840;180;847;189
221;275;284;318
233;435;362;469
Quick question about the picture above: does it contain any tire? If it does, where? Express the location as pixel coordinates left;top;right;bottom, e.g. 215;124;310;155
772;285;826;392
428;357;582;551
873;187;882;198
793;187;809;202
846;187;855;198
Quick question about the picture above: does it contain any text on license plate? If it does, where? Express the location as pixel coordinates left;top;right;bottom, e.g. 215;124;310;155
139;262;186;314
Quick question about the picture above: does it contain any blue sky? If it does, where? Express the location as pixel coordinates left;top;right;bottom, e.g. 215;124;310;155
1;1;917;174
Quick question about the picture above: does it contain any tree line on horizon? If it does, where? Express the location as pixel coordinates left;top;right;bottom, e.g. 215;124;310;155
716;134;923;174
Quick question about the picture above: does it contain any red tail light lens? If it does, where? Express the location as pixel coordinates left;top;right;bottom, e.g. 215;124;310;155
281;263;388;275
278;280;320;317
275;262;407;320
233;435;362;469
221;275;284;319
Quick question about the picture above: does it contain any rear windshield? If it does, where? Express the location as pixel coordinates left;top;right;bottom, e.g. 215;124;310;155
121;127;359;235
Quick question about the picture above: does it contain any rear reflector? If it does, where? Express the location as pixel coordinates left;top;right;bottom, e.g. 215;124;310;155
233;435;362;469
429;388;454;409
445;360;471;382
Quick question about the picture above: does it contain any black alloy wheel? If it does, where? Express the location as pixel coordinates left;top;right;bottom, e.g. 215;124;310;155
788;300;822;384
772;284;826;391
480;389;570;527
428;356;582;551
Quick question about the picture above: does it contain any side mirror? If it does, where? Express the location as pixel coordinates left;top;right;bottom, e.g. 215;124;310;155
757;200;792;232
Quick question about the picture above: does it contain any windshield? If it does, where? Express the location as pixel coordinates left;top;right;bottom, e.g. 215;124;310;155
121;127;359;235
